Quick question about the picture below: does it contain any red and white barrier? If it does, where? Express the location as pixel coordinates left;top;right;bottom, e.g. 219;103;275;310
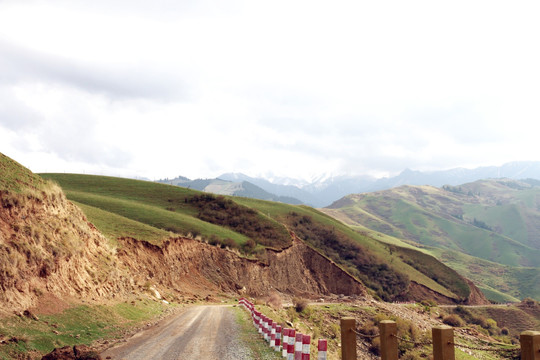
282;328;289;358
302;335;311;360
287;329;296;360
275;325;282;352
295;333;303;360
265;318;272;341
270;321;276;347
237;300;327;360
317;339;327;360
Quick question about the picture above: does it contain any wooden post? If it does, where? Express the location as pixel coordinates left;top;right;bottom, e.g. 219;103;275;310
340;317;357;360
520;331;540;360
379;320;398;360
432;326;455;360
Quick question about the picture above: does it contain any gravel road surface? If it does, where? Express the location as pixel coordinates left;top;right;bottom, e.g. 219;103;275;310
101;305;254;360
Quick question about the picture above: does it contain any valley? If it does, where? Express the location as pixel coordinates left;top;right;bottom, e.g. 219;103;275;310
1;152;540;359
323;179;540;302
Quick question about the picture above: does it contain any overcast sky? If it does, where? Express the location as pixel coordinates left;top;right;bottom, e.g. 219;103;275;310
1;0;539;181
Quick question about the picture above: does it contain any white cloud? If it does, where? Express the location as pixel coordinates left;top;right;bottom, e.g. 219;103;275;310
1;0;540;180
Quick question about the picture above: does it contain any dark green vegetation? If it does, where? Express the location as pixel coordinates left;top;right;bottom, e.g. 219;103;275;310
41;173;470;302
0;299;170;360
285;212;409;301
186;194;290;248
325;179;540;301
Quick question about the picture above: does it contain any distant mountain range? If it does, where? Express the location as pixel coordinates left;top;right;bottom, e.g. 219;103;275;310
221;161;540;207
158;161;540;208
156;177;303;205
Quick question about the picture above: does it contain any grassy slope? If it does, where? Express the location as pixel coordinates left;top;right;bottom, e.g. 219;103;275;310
0;298;172;360
324;180;540;301
0;153;46;192
41;173;466;301
41;174;256;247
234;198;464;300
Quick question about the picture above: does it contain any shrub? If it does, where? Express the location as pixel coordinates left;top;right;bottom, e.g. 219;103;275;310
208;235;220;246
243;238;256;252
443;314;464;327
293;297;308;313
501;327;509;335
222;238;237;249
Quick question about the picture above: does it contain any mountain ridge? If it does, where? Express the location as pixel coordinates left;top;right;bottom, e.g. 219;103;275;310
323;178;540;301
220;161;540;207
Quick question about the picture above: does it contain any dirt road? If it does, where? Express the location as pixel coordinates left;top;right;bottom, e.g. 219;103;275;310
101;305;254;360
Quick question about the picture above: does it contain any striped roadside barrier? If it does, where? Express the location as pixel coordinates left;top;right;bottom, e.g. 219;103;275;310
282;328;289;358
317;339;327;360
270;321;276;347
265;318;271;341
302;335;311;360
237;300;328;360
275;325;282;352
295;333;303;360
287;329;296;360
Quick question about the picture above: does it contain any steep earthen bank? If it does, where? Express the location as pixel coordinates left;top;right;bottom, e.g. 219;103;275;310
117;236;368;299
395;279;489;305
0;187;132;314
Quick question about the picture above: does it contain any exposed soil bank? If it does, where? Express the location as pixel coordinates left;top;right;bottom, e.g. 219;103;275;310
117;236;368;300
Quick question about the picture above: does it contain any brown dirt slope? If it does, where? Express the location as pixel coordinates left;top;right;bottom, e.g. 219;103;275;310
117;235;367;300
0;184;132;314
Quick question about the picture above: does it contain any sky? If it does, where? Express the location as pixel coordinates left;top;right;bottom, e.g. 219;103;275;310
1;0;540;182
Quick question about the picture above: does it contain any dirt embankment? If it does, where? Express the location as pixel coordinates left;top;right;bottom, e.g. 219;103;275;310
117;236;367;300
395;278;489;305
463;278;491;305
0;187;133;314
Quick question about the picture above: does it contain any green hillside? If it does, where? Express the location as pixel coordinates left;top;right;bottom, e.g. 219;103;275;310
41;173;472;302
324;179;540;301
0;153;46;192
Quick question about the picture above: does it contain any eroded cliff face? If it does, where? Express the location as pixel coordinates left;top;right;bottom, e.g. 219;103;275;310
117;236;367;300
0;187;132;314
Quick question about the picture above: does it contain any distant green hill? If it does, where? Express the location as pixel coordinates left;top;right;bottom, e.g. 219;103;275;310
157;176;303;204
41;173;477;303
324;179;540;301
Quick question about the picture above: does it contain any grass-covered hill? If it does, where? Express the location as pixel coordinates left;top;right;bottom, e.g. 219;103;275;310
41;173;480;303
157;176;303;204
323;179;540;302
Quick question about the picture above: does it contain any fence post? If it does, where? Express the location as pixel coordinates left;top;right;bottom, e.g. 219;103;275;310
302;334;311;360
379;320;398;360
317;339;328;360
283;328;289;358
340;317;357;360
432;325;455;360
288;329;296;360
271;321;276;348
276;325;282;352
295;333;303;360
520;331;540;360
